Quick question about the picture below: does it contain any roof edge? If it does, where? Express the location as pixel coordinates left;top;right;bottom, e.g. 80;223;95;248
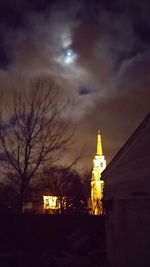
102;112;150;178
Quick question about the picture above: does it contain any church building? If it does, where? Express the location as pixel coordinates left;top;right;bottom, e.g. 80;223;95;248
91;130;106;215
42;130;107;215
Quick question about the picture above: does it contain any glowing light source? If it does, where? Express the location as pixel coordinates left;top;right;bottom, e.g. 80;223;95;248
43;195;67;213
43;196;58;210
64;48;77;65
67;51;71;56
55;47;77;66
90;131;106;215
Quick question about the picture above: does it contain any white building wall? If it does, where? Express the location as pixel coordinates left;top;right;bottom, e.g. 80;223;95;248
106;197;150;267
103;115;150;267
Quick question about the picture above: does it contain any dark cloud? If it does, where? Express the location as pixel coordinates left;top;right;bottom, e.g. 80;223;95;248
78;86;98;95
79;87;90;95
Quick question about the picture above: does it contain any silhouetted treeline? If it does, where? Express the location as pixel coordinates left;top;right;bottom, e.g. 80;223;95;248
0;167;91;215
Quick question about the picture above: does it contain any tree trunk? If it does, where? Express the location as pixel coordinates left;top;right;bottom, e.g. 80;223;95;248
18;186;25;215
60;196;64;214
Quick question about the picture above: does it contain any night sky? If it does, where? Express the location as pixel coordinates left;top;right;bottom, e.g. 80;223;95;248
0;0;150;170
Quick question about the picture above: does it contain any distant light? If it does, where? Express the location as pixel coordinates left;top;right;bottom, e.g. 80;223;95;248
64;49;77;65
43;196;58;210
55;47;78;66
67;51;71;56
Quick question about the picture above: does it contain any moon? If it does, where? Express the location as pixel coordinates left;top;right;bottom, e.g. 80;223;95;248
64;48;77;65
55;46;78;67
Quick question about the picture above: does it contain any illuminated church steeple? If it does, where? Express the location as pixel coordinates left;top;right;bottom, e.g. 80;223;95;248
91;130;106;215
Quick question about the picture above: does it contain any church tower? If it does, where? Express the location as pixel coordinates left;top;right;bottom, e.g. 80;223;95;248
91;130;106;215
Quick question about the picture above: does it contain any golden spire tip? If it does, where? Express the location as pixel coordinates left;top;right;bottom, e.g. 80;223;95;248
96;129;102;155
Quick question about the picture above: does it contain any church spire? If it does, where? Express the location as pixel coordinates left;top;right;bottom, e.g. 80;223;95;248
90;129;106;215
96;130;103;155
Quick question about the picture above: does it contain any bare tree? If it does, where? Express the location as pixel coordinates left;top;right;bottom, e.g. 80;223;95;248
40;166;89;214
0;79;75;214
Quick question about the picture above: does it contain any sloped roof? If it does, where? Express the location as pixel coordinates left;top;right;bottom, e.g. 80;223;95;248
102;112;150;179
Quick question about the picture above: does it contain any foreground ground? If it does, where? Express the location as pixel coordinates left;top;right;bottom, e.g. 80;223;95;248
0;214;107;267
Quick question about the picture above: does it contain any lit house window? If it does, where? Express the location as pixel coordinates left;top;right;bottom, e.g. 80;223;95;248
43;196;58;210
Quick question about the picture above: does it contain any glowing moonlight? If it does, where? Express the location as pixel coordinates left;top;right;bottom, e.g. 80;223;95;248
55;47;78;66
64;48;77;64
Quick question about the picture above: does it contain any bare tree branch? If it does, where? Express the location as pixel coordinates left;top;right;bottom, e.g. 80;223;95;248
0;79;76;214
